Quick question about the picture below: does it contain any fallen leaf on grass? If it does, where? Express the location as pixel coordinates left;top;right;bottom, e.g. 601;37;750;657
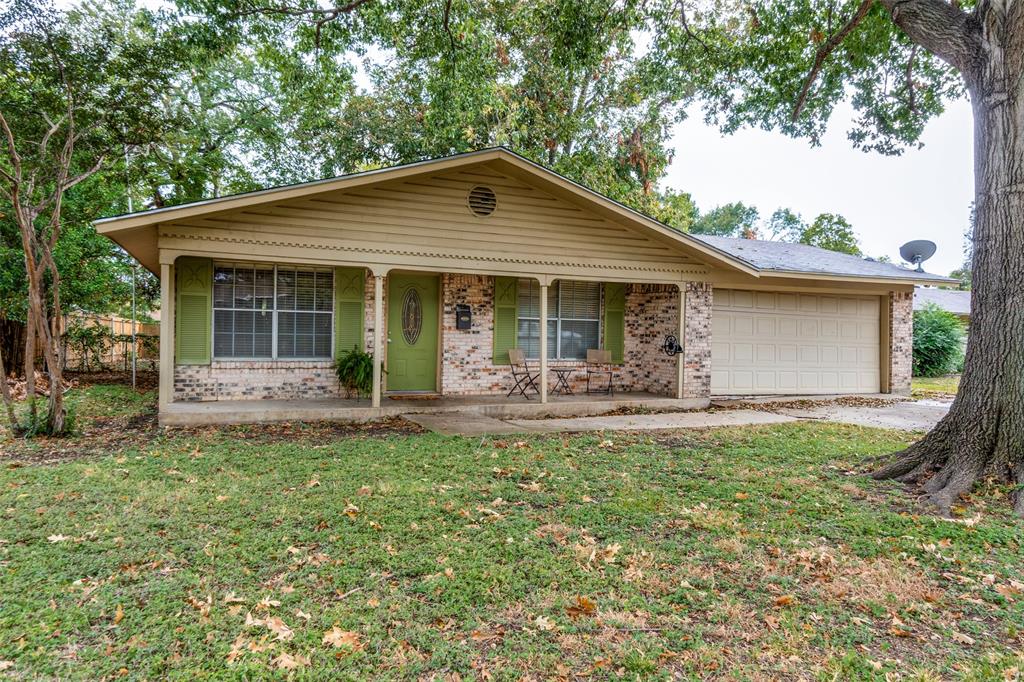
951;631;976;645
273;652;310;670
113;604;124;624
223;592;246;604
773;595;795;607
47;534;69;543
295;609;311;621
534;615;557;631
343;503;360;518
322;627;363;650
265;616;294;641
565;595;597;619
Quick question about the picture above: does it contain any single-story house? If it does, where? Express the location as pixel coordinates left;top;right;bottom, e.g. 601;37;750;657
914;286;971;325
95;148;950;425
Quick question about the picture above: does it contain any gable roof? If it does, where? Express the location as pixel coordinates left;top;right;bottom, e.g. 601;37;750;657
691;234;953;284
96;147;949;285
914;285;971;316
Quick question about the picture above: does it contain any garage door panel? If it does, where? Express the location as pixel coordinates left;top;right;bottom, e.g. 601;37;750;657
713;289;880;395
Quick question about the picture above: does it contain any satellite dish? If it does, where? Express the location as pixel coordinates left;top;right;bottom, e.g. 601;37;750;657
899;240;937;273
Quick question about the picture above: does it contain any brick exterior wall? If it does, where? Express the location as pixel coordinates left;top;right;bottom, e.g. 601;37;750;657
682;282;713;399
173;272;712;401
622;284;680;395
441;274;507;394
888;290;913;395
174;361;342;401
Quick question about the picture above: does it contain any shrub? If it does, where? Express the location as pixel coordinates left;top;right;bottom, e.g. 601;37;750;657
334;348;378;398
912;303;966;377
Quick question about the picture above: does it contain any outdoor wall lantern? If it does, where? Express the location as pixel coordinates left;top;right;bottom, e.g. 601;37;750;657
662;335;683;357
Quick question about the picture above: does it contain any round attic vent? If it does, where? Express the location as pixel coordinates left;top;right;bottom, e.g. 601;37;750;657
468;185;497;217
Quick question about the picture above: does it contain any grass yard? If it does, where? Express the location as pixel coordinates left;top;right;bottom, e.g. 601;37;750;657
1;383;1022;680
911;375;961;400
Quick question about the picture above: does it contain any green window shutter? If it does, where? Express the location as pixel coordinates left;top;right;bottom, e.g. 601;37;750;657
174;257;212;365
492;276;518;364
604;282;626;364
334;267;365;358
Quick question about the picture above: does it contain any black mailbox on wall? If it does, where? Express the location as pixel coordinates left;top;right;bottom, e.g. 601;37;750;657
455;304;472;330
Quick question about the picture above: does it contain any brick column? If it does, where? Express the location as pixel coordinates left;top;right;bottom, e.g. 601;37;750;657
681;281;712;400
888;290;913;395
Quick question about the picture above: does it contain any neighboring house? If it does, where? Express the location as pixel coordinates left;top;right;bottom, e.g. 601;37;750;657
914;286;971;325
95;148;950;425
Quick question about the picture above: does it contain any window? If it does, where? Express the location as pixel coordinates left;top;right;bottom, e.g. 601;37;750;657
213;263;333;360
516;279;600;360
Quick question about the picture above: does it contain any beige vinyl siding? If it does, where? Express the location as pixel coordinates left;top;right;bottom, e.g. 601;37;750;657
158;162;701;280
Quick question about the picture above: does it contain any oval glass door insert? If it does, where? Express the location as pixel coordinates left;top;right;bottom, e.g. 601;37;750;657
401;288;423;345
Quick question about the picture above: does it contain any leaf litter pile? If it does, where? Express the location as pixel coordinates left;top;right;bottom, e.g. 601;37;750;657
1;384;1022;679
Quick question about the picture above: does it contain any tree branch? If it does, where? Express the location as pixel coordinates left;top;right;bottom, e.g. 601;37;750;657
878;0;982;77
792;0;875;121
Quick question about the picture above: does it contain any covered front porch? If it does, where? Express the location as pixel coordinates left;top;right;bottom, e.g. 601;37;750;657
159;390;697;426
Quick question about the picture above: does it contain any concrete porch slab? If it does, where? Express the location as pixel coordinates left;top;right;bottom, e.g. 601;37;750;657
160;392;709;426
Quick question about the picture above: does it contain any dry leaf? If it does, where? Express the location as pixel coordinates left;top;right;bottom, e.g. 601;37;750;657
774;595;795;607
322;627;363;650
265;616;294;641
951;631;975;645
273;652;310;670
47;534;69;543
113;604;124;624
534;615;557;631
565;595;597;619
223;592;246;604
344;503;360;518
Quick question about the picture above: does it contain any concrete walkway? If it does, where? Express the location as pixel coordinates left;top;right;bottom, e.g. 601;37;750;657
406;399;952;436
409;409;796;435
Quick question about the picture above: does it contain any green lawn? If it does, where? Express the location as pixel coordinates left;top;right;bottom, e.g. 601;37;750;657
1;384;1022;680
912;375;961;399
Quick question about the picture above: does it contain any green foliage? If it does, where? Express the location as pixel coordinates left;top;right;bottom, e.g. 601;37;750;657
913;303;966;377
62;322;113;372
797;213;861;255
660;0;963;155
17;397;77;437
334;348;377;398
692;202;760;237
765;207;805;241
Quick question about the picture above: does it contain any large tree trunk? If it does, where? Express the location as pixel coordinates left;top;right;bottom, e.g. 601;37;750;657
874;1;1024;516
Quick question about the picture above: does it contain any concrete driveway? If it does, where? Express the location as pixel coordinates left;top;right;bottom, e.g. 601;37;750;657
406;398;952;436
770;399;951;431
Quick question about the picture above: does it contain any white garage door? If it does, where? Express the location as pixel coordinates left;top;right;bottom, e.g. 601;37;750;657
711;289;880;395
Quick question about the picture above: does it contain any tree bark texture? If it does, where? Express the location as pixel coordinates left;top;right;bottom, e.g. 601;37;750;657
874;0;1024;516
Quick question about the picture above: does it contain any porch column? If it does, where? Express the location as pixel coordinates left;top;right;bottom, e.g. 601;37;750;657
677;284;686;400
372;273;384;408
539;282;549;404
158;262;174;413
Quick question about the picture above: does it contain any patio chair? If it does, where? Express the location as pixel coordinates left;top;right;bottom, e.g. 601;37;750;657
585;349;614;396
506;348;541;399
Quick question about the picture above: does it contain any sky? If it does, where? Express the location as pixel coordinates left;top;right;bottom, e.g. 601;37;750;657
665;100;974;275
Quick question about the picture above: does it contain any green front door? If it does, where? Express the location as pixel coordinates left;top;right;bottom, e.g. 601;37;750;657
386;273;439;392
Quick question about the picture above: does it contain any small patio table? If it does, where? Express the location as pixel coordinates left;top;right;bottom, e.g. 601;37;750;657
549;365;576;395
